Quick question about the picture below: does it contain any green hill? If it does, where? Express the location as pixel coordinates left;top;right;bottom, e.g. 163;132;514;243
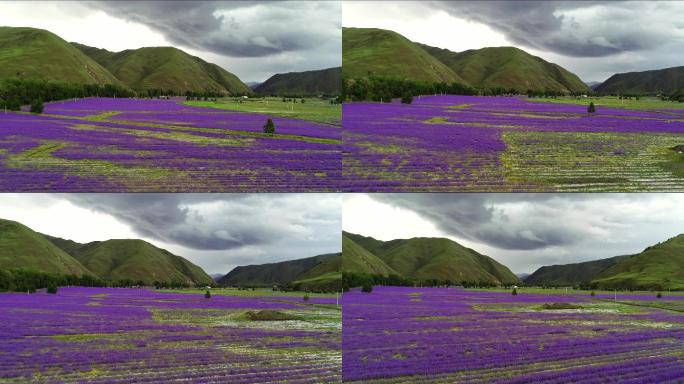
218;253;341;288
47;237;213;285
525;255;630;286
594;66;684;95
342;27;466;84
342;233;397;276
0;27;121;85
254;67;341;96
72;43;250;94
0;219;91;275
592;235;684;290
419;44;589;93
343;232;519;285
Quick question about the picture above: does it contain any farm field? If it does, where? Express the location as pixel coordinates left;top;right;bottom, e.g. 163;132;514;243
342;286;684;383
185;97;342;126
342;95;684;191
0;97;340;192
0;287;341;383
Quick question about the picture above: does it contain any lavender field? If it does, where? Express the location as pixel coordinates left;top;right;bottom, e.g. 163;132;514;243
343;96;684;191
0;98;340;192
0;287;341;383
343;286;684;383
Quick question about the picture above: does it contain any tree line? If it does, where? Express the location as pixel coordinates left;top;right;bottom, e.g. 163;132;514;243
0;268;209;293
342;272;503;291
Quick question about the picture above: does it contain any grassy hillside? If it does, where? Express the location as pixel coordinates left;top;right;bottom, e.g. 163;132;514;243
593;235;684;290
0;27;120;84
218;253;340;287
73;43;250;94
525;255;630;286
0;219;90;275
254;67;341;96
342;234;397;276
343;232;519;285
420;44;589;93
594;66;684;95
48;237;213;285
342;27;466;84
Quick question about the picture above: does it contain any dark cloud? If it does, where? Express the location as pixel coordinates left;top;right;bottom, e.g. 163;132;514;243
64;194;340;252
86;1;341;58
429;1;679;58
370;194;656;251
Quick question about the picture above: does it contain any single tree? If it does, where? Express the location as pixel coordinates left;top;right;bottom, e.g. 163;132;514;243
588;102;596;113
204;290;211;299
30;99;44;114
657;292;662;299
303;293;310;302
47;285;58;294
263;118;275;135
512;287;518;296
361;283;373;293
590;291;596;297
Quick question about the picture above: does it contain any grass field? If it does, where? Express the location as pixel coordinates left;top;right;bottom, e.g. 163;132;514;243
165;287;340;299
185;97;342;126
530;96;684;110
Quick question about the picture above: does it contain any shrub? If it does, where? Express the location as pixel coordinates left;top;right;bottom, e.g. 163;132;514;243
401;93;413;104
590;291;596;297
361;283;373;293
245;310;300;321
588;102;596;113
303;293;310;302
541;302;582;310
263;118;275;135
512;287;517;296
204;290;211;299
657;292;662;299
46;285;58;294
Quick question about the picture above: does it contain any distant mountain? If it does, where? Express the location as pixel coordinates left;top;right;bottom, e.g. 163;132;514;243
594;66;684;94
0;219;91;276
342;233;397;276
342;27;467;84
44;236;213;286
525;255;629;286
0;27;121;85
210;273;224;281
585;81;602;90
418;44;590;93
516;273;530;280
72;43;250;94
343;232;519;285
254;67;341;95
218;253;341;291
245;81;262;90
592;234;684;290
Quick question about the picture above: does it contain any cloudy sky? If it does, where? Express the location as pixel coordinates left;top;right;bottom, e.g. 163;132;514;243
343;194;684;275
343;1;684;82
0;1;341;82
0;194;341;275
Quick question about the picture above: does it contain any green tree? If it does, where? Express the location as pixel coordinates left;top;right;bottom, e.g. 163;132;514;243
263;118;275;135
361;283;373;293
512;287;518;296
204;290;211;299
46;285;58;294
588;102;596;113
30;99;44;114
657;292;662;299
303;293;310;302
401;93;413;104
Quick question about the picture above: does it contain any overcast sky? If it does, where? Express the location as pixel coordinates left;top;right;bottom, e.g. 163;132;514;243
343;1;684;83
0;194;341;276
343;194;684;275
0;1;341;82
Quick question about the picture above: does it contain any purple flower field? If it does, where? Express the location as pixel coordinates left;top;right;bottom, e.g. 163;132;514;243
0;287;341;383
0;98;340;192
343;96;684;191
342;286;684;383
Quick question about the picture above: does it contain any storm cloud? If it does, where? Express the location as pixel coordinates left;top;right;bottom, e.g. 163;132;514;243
430;1;681;58
85;1;341;58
